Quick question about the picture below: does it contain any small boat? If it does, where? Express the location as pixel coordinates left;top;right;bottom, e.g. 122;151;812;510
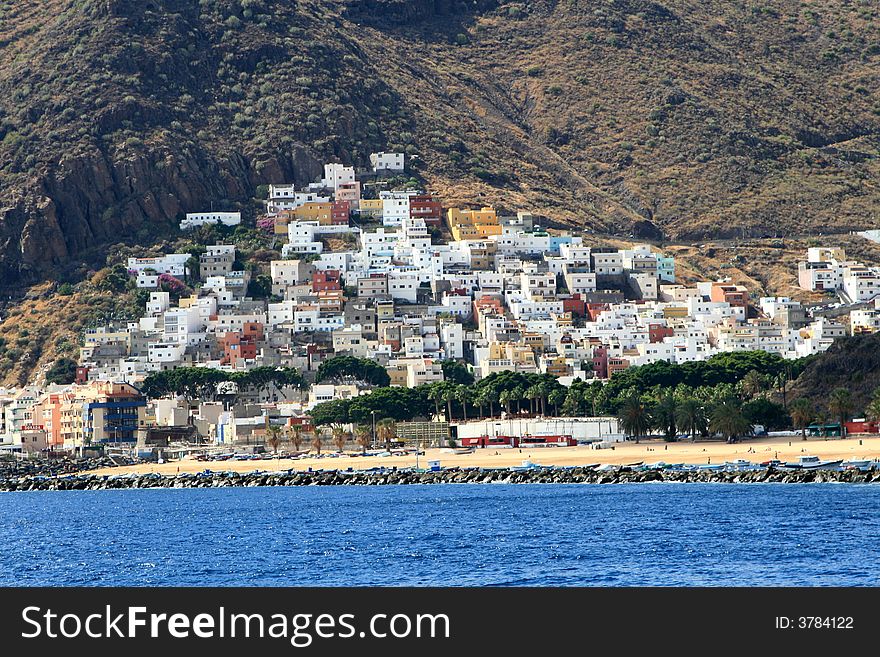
698;464;725;471
841;459;874;472
646;461;668;470
724;459;760;471
512;459;539;471
595;463;619;472
453;447;475;455
780;456;843;471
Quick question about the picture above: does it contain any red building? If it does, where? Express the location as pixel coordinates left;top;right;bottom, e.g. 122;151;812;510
220;323;263;366
520;435;577;447
312;270;342;293
586;303;610;322
844;420;880;435
331;200;351;225
461;435;519;448
409;194;443;226
562;294;586;317
648;324;674;343
75;366;90;385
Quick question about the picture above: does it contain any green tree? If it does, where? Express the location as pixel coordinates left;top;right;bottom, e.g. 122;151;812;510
526;385;541;416
865;388;880;423
652;391;678;441
355;425;372;453
331;424;349;453
828;388;853;437
440;360;475;385
439;383;456;422
789;398;814;441
316;356;391;387
742;397;788;431
312;429;324;455
675;397;706;441
618;394;651;443
511;386;526;415
455;384;472;421
740;370;766;400
266;424;282;453
549;387;567;415
562;387;583;416
288;424;304;452
45;358;78;385
499;389;513;416
377;419;397;451
709;399;751;443
427;382;446;420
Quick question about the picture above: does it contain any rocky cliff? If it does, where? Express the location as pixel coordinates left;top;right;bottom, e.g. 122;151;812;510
1;0;879;289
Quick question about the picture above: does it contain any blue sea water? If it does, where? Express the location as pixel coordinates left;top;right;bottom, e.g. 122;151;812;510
1;483;878;586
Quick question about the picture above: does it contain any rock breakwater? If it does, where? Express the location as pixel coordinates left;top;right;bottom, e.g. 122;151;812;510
2;465;879;492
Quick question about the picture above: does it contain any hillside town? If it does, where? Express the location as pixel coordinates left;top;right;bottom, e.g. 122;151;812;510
2;153;878;458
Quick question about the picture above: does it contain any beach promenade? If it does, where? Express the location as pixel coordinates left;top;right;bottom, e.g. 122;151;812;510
85;434;880;477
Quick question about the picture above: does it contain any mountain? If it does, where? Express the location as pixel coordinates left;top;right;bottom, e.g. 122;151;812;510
787;332;880;417
1;0;879;289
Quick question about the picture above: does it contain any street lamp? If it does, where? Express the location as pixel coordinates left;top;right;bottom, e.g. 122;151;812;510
371;410;377;449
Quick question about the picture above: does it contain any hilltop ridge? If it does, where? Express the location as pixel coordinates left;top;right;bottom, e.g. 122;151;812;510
0;0;878;287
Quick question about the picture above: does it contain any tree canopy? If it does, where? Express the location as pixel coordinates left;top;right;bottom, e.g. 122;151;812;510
140;366;305;400
316;356;391;387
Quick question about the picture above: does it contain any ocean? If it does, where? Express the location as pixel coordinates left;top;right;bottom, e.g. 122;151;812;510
1;483;877;586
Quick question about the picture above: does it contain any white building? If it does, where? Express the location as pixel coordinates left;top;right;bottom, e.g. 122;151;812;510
180;212;241;231
370;151;405;172
320;163;355;192
127;254;190;277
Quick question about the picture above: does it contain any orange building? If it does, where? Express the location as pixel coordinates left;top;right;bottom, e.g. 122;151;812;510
294;201;334;225
710;283;749;310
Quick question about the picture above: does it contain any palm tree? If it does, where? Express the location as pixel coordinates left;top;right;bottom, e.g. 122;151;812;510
549;388;567;416
828;388;853;437
709;399;751;443
473;389;488;419
741;370;765;400
498;390;511;415
538;382;553;416
442;385;457;422
774;371;789;410
618;394;651;443
377;419;397;451
355;424;372;454
455;385;472;422
675;397;706;442
789;398;813;441
512;386;526;415
866;389;880;423
266;424;282;453
311;428;324;455
289;424;304;452
427;383;445;420
331;424;349;453
652;391;678;442
526;385;540;416
562;388;583;417
486;389;498;418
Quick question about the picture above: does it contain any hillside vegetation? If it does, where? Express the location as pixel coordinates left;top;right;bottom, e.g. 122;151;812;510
0;0;878;288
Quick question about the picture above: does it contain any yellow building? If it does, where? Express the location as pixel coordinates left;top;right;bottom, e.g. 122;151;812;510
662;305;689;319
294;202;334;225
446;207;501;241
359;199;384;219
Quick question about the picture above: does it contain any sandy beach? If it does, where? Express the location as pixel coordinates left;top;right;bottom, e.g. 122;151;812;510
85;434;880;477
